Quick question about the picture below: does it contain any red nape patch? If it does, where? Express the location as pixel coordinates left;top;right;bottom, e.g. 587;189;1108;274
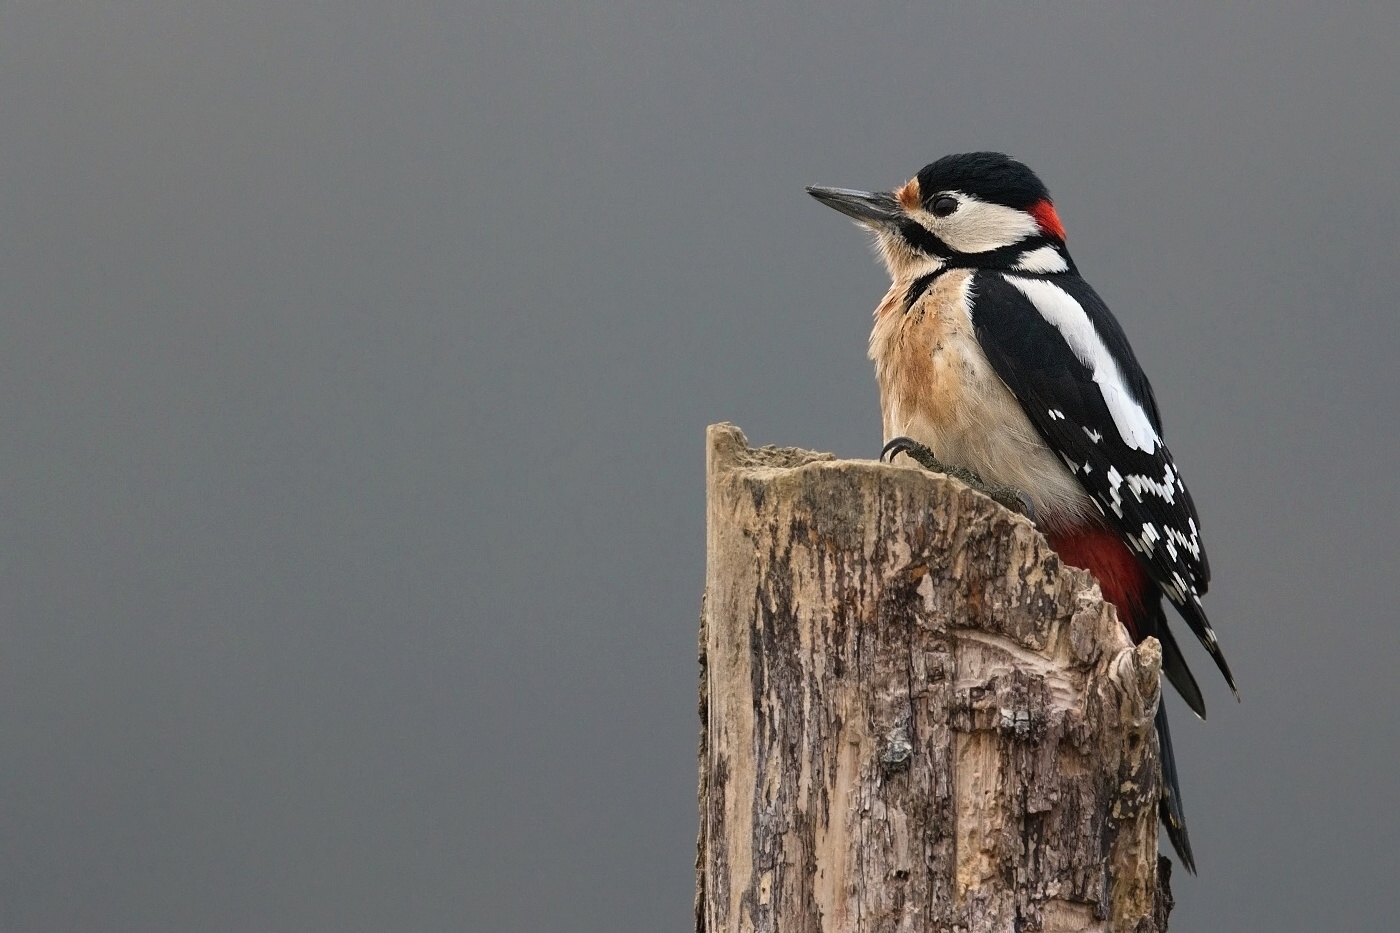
1047;528;1151;641
1029;200;1066;241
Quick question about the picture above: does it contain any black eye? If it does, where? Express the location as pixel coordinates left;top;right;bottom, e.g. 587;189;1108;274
931;196;958;217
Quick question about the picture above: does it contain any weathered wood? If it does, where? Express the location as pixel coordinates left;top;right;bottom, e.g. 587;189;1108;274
698;423;1169;933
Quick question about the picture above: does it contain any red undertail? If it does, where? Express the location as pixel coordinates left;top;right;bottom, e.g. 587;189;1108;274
1047;526;1153;642
1049;525;1198;873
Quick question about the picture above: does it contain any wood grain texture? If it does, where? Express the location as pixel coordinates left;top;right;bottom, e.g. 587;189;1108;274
698;424;1168;933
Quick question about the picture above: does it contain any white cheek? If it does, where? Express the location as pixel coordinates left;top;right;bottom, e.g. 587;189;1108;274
911;193;1040;253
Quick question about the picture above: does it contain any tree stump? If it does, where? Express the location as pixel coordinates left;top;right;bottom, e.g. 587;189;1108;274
697;424;1169;933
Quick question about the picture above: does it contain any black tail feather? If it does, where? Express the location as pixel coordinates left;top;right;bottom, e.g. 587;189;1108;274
1155;702;1196;874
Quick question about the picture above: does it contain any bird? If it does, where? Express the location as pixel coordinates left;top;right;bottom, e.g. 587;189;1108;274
808;151;1236;874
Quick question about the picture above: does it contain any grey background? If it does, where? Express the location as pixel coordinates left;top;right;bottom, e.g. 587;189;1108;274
2;2;1396;930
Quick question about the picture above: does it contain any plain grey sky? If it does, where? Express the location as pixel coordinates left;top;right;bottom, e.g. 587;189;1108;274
2;1;1397;930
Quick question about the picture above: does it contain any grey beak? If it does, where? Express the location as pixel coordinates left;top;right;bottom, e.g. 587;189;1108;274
806;186;901;226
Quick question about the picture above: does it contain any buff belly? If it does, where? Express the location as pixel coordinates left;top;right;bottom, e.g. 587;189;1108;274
868;268;1096;531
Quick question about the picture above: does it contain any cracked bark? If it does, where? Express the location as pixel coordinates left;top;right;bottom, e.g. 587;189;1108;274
697;423;1171;933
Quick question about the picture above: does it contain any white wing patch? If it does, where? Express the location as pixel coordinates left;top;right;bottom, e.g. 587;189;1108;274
1012;245;1069;274
1003;275;1161;454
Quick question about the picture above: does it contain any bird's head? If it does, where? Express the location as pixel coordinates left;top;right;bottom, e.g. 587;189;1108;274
808;152;1070;279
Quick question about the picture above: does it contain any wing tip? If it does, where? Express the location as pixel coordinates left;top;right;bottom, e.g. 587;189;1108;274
1208;635;1239;699
1175;600;1239;699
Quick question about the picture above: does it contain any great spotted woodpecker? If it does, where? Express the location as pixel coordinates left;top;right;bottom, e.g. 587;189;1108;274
809;152;1236;873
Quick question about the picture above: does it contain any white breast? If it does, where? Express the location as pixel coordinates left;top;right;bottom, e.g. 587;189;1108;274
868;269;1096;529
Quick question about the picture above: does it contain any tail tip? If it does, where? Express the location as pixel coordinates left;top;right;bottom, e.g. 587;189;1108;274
1164;823;1197;875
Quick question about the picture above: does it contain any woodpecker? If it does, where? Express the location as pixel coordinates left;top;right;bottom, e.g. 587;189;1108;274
809;152;1236;873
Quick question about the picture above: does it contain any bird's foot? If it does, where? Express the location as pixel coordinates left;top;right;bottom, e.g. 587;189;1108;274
881;437;978;483
881;437;1035;519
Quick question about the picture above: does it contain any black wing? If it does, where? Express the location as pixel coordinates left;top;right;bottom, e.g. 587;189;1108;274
969;270;1236;696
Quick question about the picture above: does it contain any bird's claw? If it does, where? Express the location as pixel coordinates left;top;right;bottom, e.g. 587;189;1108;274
881;436;979;484
881;436;1035;519
986;485;1037;521
881;437;950;472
